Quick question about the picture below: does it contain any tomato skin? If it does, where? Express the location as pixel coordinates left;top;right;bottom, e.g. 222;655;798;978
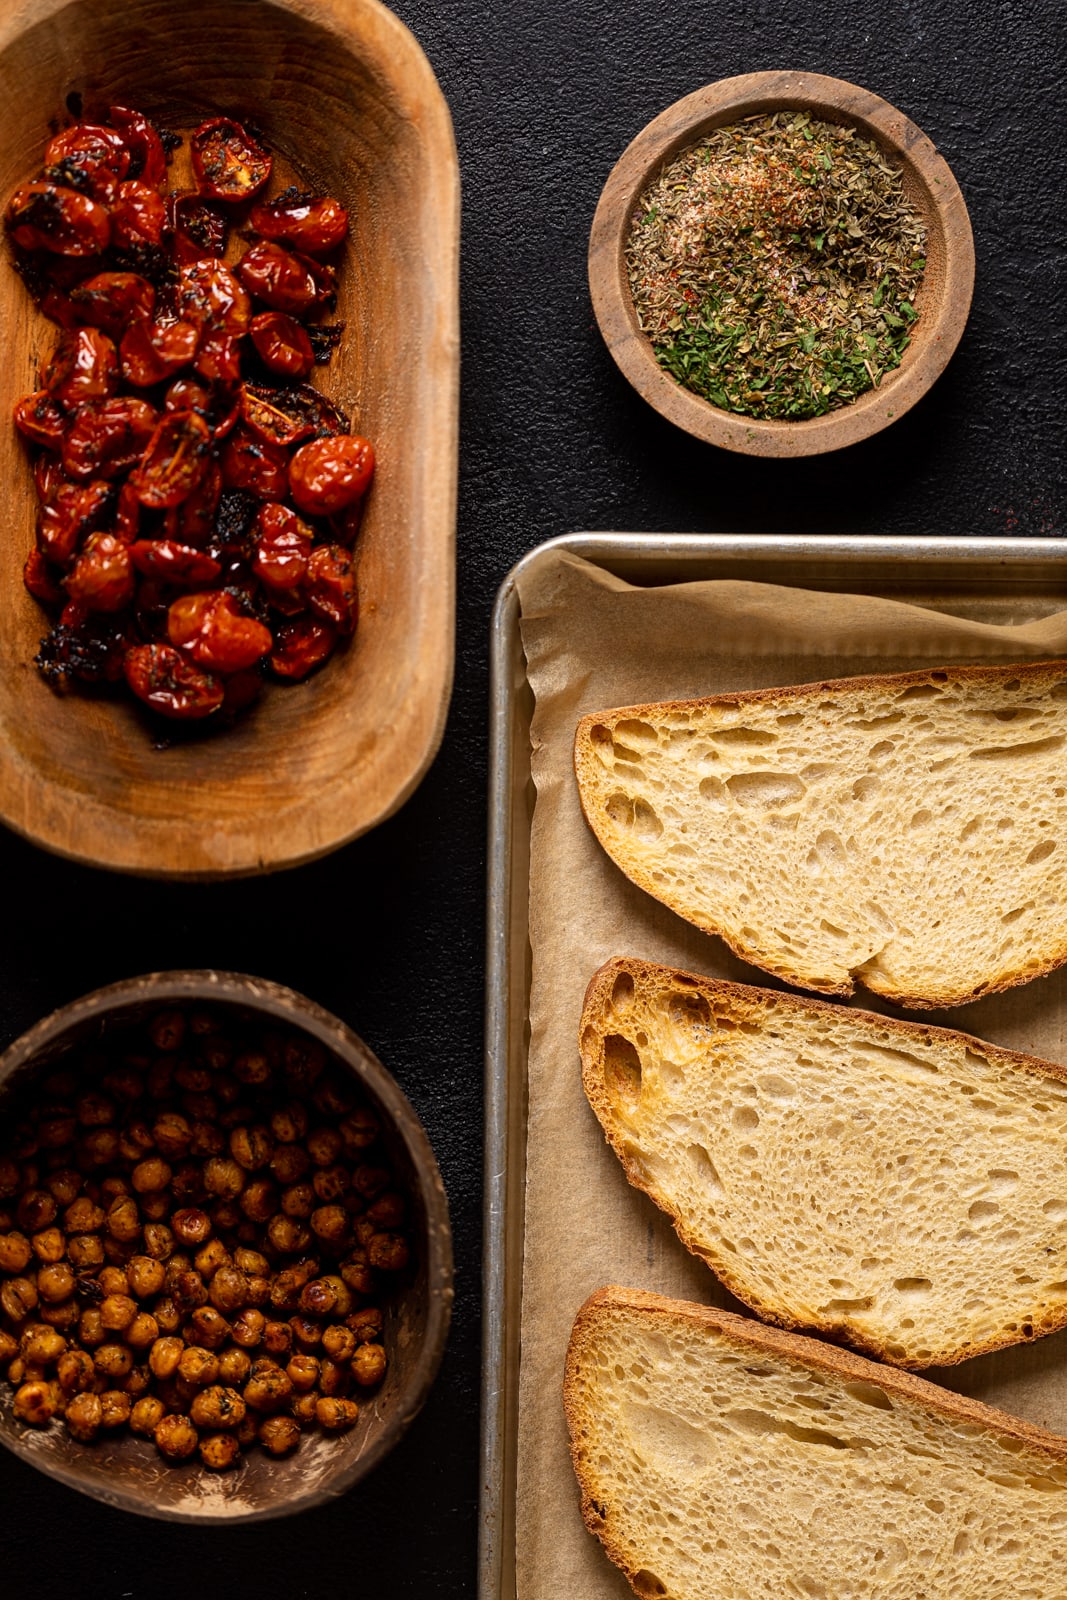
163;459;223;548
289;435;374;516
44;124;130;202
130;409;213;508
23;548;65;606
169;194;228;266
130;539;222;585
36;479;113;565
43;327;120;406
62;396;157;481
270;616;338;680
65;532;135;612
194;332;243;384
14;390;67;450
5;182;112;254
178;259;251;337
124;642;224;718
68;272;156;339
249;194;348;256
220;425;290;500
249;311;314;379
191;118;272;202
110;180;167;251
305;544;357;634
168;590;273;674
120;318;199;386
108;106;167;188
251;503;313;594
235;242;321;315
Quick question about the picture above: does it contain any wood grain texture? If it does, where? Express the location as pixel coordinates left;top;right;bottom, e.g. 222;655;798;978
588;70;975;458
0;0;459;877
0;971;454;1522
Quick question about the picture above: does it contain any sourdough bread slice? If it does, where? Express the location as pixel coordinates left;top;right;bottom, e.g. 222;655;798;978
581;957;1067;1367
573;659;1067;1007
565;1285;1067;1600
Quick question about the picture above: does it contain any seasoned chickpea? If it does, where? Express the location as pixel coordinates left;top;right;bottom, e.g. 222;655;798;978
149;1009;186;1052
289;1315;323;1353
154;1413;198;1461
130;1395;166;1436
339;1108;379;1153
40;1299;79;1332
46;1169;81;1205
267;1214;310;1254
57;1348;95;1393
290;1390;318;1427
302;1275;352;1320
229;1126;272;1172
245;1274;270;1308
142;1223;174;1261
172;1207;212;1246
312;1165;349;1204
339;1251;372;1296
65;1391;104;1441
119;1123;155;1163
125;1312;159;1350
78;1308;106;1348
31;1226;66;1264
149;1335;184;1380
270;1144;310;1184
281;1183;314;1219
153;1112;193;1160
351;1343;387;1387
258;1414;300;1456
77;1092;115;1127
368;1232;410;1273
194;1239;230;1279
17;1188;57;1231
319;1358;350;1397
177;1345;219;1388
217;1346;252;1386
127;1255;166;1299
315;1396;359;1432
189;1121;224;1159
14;1379;59;1425
175;1062;211;1093
171;1163;205;1205
81;1128;121;1166
189;1385;246;1430
123;1364;152;1398
1;1276;38;1320
173;1269;208;1311
0;1330;17;1365
106;1194;140;1242
261;1320;292;1357
239;1180;276;1222
37;1261;76;1304
99;1266;130;1297
235;1413;258;1449
0;1230;32;1273
231;1308;265;1348
313;1075;355;1118
100;1294;138;1332
321;1324;357;1364
208;1264;248;1313
352;1165;390;1202
99;1390;132;1429
286;1354;319;1392
189;1307;231;1349
139;1191;171;1222
229;1248;266;1278
307;1128;342;1168
131;1157;171;1194
94;1342;134;1380
348;1306;384;1344
366;1192;405;1229
202;1156;245;1200
67;1234;104;1270
20;1324;66;1365
243;1364;293;1413
64;1197;105;1233
200;1431;240;1470
152;1295;182;1335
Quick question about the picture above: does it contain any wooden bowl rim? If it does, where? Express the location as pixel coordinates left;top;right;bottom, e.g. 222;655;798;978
0;970;454;1523
588;69;975;457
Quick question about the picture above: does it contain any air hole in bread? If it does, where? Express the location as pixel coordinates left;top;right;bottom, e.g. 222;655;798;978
969;1201;1000;1224
632;1570;668;1598
726;771;806;810
849;774;880;801
732;1106;759;1132
1027;838;1057;865
725;1407;865;1452
610;971;635;1014
970;735;1065;761
710;725;777;746
843;1380;894;1411
668;991;711;1030
604;792;664;842
897;683;944;700
893;1278;933;1295
821;1297;874;1315
684;1144;723;1196
613;718;659;747
1043;1200;1067;1220
697;775;726;804
603;1034;642;1109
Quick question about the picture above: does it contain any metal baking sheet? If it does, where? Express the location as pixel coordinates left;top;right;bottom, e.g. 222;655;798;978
480;532;1067;1600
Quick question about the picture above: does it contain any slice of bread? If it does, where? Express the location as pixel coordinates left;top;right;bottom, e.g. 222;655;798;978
573;659;1067;1008
565;1285;1067;1600
581;957;1067;1367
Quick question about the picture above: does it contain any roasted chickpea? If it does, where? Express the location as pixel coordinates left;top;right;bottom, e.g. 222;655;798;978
261;1320;292;1357
106;1193;140;1242
142;1222;175;1261
319;1358;350;1397
245;1273;270;1308
339;1251;372;1296
67;1234;104;1270
315;1395;358;1432
123;1363;152;1398
100;1293;138;1332
64;1197;105;1232
258;1414;300;1455
20;1324;66;1365
149;1010;186;1052
173;1269;208;1312
217;1346;252;1386
177;1345;219;1388
366;1191;406;1229
286;1354;319;1392
130;1395;165;1436
154;1413;198;1461
127;1254;166;1299
233;1049;271;1086
152;1294;182;1335
348;1306;384;1344
1;1276;38;1320
125;1311;160;1349
99;1390;132;1428
119;1122;155;1163
202;1156;245;1200
0;1330;17;1365
231;1308;265;1348
307;1127;342;1167
239;1179;276;1222
189;1384;246;1430
189;1306;231;1349
312;1165;349;1204
208;1264;248;1313
37;1261;76;1304
94;1342;133;1380
153;1112;193;1159
171;1207;212;1246
281;1183;314;1219
231;1247;267;1277
57;1348;96;1393
148;1335;184;1380
30;1226;65;1265
77;1092;116;1127
339;1108;379;1153
321;1324;357;1363
78;1308;106;1348
270;1144;310;1184
351;1342;387;1387
300;1275;351;1320
171;1163;206;1205
367;1232;410;1273
65;1391;104;1441
40;1298;80;1332
267;1214;310;1254
200;1431;240;1470
243;1363;292;1413
80;1128;121;1166
131;1156;171;1193
194;1238;230;1278
290;1390;319;1427
99;1266;130;1298
352;1165;391;1202
229;1125;272;1171
0;1230;32;1273
17;1188;57;1231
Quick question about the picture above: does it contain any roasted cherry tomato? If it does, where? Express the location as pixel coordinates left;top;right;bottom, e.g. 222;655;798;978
289;435;374;516
44;124;130;202
39;286;80;329
178;259;250;335
191;118;272;202
167;590;272;674
109;180;167;251
34;452;68;505
164;378;240;440
65;533;135;612
36;479;113;565
235;242;322;316
130;539;222;585
120;318;199;386
163;460;223;547
43;327;119;406
23;549;65;606
115;478;142;542
61;396;158;481
219;425;290;500
69;272;156;338
193;333;243;384
270;616;337;680
5;181;111;254
249;192;349;256
240;386;314;448
168;194;228;267
305;544;357;634
249;311;314;379
14;390;67;450
108;106;167;188
130;409;213;508
124;641;224;718
251;503;312;595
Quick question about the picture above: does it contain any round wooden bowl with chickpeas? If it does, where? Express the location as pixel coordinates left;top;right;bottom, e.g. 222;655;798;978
0;972;453;1522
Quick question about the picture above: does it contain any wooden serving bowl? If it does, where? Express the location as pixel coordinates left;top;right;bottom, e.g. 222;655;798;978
589;70;974;457
0;971;453;1522
0;0;458;876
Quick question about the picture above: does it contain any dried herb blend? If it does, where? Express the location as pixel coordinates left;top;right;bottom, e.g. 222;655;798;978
627;113;927;421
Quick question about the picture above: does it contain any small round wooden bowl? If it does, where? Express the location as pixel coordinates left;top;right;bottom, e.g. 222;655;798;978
0;973;454;1523
0;0;458;877
589;70;975;457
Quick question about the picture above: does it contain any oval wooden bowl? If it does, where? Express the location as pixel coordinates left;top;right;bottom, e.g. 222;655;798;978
589;70;975;457
0;0;459;877
0;972;453;1522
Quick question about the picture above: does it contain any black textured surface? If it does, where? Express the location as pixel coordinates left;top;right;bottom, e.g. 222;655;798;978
0;1;1064;1596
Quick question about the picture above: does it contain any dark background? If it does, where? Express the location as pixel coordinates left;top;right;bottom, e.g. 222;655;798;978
1;0;1064;1594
